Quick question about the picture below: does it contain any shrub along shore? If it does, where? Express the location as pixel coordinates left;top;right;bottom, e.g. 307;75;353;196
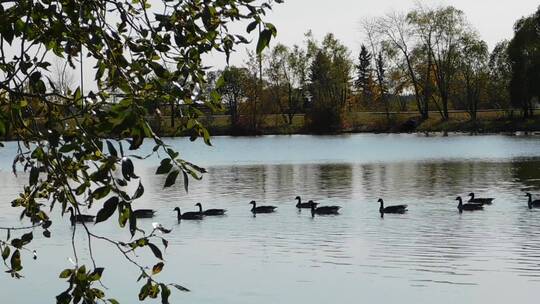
152;109;540;137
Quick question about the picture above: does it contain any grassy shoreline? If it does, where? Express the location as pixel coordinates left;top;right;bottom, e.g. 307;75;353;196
155;110;540;137
1;111;538;142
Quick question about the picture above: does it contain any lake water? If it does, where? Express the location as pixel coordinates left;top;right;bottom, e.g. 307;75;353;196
2;133;540;303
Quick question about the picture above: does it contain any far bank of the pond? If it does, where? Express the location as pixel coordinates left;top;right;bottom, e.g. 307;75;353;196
155;110;540;137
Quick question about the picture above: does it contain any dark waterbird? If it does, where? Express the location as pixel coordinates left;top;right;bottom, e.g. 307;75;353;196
295;196;318;209
468;192;494;205
173;207;203;220
67;207;95;225
249;201;277;214
195;203;227;216
133;209;156;218
526;193;540;209
457;196;484;212
378;198;408;216
310;203;341;217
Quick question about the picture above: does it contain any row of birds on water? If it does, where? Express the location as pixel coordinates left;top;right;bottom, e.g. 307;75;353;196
66;192;540;224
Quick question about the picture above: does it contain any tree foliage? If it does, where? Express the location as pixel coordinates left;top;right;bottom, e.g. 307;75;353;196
0;0;280;302
355;45;373;101
308;34;352;132
488;40;512;111
508;6;540;117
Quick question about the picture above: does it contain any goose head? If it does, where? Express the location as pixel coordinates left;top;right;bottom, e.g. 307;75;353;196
195;203;202;207
310;203;316;217
468;192;475;199
173;207;182;220
526;193;533;208
66;207;76;218
456;196;464;210
66;207;76;225
249;201;256;207
378;199;384;213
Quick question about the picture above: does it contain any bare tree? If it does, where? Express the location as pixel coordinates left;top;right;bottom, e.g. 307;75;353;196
409;4;470;120
51;58;76;96
375;12;430;119
362;18;389;118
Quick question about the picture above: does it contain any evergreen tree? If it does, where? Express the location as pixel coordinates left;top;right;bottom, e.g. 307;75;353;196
355;45;373;99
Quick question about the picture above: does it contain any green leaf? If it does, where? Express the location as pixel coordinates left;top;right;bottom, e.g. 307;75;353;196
92;288;105;299
215;75;225;89
56;291;72;304
122;158;135;181
156;159;173;175
202;128;212;146
148;243;163;260
149;62;169;78
116;178;128;187
107;299;120;304
164;170;179;188
93;186;111;200
43;230;51;238
182;170;189;193
129;211;137;237
152;262;164;275
160;284;171;304
29;166;39;186
59;269;72;279
95;197;119;224
256;29;273;54
139;284;150;301
89;267;105;281
247;20;258;33
162;238;168;250
132;181;144;200
73;87;82;103
2;246;10;261
21;232;33;245
10;249;22;271
11;238;22;249
119;206;130;228
75;183;87;196
106;140;118;158
169;283;190;292
42;220;52;229
265;22;277;36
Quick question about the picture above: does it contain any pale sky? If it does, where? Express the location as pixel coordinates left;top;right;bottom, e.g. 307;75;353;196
5;1;535;92
208;0;540;68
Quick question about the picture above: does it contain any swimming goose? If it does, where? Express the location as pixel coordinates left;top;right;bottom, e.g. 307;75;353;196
468;193;494;205
378;199;408;215
249;201;277;214
310;204;341;217
133;209;156;218
295;196;318;209
457;196;484;212
67;207;95;225
195;203;227;216
526;193;540;209
173;207;203;220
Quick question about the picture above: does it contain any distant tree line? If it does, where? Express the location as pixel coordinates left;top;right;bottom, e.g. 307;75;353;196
202;5;540;133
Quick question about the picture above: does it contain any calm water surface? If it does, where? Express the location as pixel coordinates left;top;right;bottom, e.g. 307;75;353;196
1;134;540;303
